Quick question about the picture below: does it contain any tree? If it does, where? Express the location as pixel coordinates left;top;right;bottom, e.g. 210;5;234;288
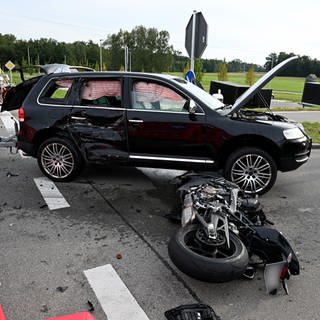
264;53;277;71
218;60;228;81
105;26;174;72
245;64;256;86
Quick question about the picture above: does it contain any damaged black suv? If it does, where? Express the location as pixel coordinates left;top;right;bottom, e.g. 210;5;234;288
1;58;312;194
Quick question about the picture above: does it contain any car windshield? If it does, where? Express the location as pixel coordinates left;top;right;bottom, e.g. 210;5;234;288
173;78;225;111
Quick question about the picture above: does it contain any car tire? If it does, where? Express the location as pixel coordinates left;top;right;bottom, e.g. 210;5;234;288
224;147;277;195
168;225;248;282
37;137;83;182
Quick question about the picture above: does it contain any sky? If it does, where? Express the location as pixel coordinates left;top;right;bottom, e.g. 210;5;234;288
1;0;319;66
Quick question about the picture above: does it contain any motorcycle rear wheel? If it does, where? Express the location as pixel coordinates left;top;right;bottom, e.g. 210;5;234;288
168;225;248;282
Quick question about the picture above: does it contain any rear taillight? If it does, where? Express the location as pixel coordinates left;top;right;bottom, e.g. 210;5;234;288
18;108;25;122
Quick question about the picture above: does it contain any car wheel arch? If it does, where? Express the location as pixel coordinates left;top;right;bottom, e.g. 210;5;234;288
31;129;81;158
217;135;280;169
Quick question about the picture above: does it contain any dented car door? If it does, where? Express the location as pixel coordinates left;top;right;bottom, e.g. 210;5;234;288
67;76;128;162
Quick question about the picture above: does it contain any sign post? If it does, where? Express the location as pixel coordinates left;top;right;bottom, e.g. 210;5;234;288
5;60;15;84
185;11;208;71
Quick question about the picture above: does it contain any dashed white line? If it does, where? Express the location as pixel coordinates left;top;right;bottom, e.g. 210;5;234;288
34;177;70;210
84;264;150;320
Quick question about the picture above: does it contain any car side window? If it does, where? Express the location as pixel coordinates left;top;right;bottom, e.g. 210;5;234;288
80;79;122;108
39;78;73;104
132;80;188;113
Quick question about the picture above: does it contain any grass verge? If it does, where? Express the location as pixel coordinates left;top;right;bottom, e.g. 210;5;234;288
302;122;320;143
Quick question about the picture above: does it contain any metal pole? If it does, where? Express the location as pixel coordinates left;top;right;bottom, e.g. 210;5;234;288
190;10;197;71
124;46;128;72
99;39;103;71
129;51;131;71
27;46;30;66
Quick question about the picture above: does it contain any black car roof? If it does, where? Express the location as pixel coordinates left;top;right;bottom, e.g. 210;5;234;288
43;71;180;82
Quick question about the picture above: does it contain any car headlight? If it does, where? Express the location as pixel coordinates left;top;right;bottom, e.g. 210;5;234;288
283;128;305;140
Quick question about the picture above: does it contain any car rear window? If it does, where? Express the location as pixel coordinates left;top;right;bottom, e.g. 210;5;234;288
39;78;73;105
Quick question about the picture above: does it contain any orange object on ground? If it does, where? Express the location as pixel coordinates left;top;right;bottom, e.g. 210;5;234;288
46;312;95;320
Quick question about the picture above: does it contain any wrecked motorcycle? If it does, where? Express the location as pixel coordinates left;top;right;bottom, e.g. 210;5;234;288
168;174;299;294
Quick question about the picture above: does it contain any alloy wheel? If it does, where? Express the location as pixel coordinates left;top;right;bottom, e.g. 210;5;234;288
230;153;272;194
41;142;75;179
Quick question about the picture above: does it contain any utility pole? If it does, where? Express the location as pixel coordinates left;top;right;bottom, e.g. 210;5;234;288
99;39;103;71
124;45;129;72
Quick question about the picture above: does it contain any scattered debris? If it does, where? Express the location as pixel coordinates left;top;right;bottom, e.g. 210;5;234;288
6;172;19;177
56;286;68;293
40;304;49;313
87;300;94;312
165;304;221;320
116;253;123;260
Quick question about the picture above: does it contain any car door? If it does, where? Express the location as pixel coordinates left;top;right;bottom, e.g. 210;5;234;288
67;76;128;162
126;77;212;164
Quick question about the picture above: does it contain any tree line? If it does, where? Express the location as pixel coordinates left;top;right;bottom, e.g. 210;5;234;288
1;29;320;77
264;52;320;77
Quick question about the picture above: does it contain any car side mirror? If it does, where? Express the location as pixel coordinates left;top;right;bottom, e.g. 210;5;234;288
189;100;197;115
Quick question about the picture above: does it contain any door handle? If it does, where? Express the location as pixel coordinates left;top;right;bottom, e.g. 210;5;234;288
129;119;144;123
71;116;86;121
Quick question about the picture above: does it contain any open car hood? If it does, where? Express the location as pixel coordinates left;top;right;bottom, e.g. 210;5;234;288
227;56;298;114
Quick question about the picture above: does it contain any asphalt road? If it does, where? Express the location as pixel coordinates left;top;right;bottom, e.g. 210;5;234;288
0;145;319;320
274;110;320;123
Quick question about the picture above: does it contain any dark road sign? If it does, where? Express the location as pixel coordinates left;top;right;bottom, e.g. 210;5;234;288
185;12;208;59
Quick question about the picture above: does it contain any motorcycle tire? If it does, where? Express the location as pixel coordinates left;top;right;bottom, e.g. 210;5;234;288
168;225;248;282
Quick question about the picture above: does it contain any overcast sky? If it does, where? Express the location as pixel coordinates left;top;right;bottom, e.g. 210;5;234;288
1;0;319;65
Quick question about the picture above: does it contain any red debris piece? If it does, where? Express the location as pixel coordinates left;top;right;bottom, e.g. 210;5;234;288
46;311;95;320
0;305;6;320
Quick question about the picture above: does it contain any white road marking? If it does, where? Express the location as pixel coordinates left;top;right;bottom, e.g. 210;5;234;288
84;264;150;320
34;177;70;210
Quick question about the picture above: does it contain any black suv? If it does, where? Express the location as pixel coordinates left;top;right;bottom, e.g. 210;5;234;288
1;58;311;194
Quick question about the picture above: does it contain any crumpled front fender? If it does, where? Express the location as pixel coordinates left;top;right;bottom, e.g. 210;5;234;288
245;226;300;275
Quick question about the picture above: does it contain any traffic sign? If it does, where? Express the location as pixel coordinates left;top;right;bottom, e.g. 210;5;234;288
185;12;208;59
5;60;15;71
184;70;196;82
